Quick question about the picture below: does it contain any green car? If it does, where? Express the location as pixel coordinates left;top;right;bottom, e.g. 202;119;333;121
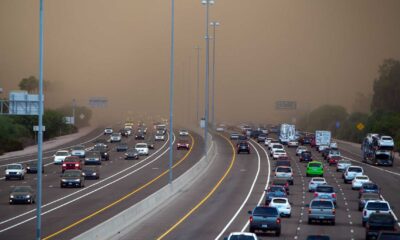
306;161;324;177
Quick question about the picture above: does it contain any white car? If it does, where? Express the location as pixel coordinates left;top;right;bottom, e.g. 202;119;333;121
225;232;258;240
362;200;392;226
5;164;25;180
343;166;364;183
268;140;280;150
104;128;113;135
216;125;225;132
274;166;294;185
329;142;338;149
264;138;273;146
308;177;327;192
288;140;299;147
53;150;71;164
179;130;189;136
378;136;394;148
272;149;287;160
296;146;307;156
71;146;86;158
269;197;292;217
135;143;149;156
352;175;370;190
155;133;165;141
110;133;122;143
270;144;284;156
336;159;351;172
318;145;329;152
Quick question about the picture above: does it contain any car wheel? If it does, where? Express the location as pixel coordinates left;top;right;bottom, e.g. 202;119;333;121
275;230;281;236
308;219;312;224
249;227;254;233
306;173;309;177
362;221;366;227
358;206;362;211
331;220;335;225
21;176;24;180
60;184;63;188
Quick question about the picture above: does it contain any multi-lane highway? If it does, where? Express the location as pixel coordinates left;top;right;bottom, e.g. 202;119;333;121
0;125;204;240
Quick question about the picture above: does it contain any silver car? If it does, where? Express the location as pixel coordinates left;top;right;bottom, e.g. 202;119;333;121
308;177;327;192
336;159;351;172
307;199;336;225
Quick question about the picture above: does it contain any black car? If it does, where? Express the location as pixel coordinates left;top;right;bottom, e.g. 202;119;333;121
300;136;313;145
147;141;155;150
94;139;108;147
306;236;330;240
84;151;102;165
116;143;128;152
82;166;100;180
321;148;331;159
135;133;145;140
300;151;312;162
93;144;110;160
377;232;400;239
248;206;281;236
238;135;248;141
26;162;44;174
60;170;85;188
125;148;139;160
366;213;397;240
237;141;250;154
9;186;36;204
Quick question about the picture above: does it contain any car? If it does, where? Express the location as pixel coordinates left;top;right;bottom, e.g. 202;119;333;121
135;143;149;156
264;138;273;146
94;139;108;147
296;146;308;156
137;127;147;134
271;178;290;193
104;127;113;135
84;151;102;165
306;161;324;177
248;206;281;236
53;150;71;164
125;148;139;160
62;156;83;173
267;140;280;150
230;132;240;140
224;232;258;240
93;143;110;160
216;126;225;132
272;149;287;160
250;130;263;139
177;139;190;150
321;147;331;159
326;149;341;160
265;186;287;205
288;140;299;147
318;145;329;153
308;177;327;192
377;231;400;239
110;133;122;143
307;199;336;225
5;164;25;180
71;145;86;158
300;151;312;162
362;200;393;226
82;166;100;180
274;166;294;185
327;156;342;166
238;135;248;142
154;133;165;141
378;136;395;148
146;141;155;150
60;170;85;188
179;129;189;136
352;175;370;190
120;129;130;137
343;166;364;183
269;197;292;217
336;159;351;172
26;162;44;174
359;193;381;211
314;185;337;206
365;213;397;240
237;141;250;154
9;186;36;204
306;236;330;240
299;136;313;145
329;142;338;149
116;143;128;152
257;134;267;143
359;182;380;198
270;144;284;155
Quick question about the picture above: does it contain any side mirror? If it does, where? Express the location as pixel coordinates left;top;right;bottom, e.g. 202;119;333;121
305;204;310;207
248;210;252;215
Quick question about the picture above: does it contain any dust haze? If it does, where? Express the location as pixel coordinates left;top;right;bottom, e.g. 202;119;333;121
1;0;400;126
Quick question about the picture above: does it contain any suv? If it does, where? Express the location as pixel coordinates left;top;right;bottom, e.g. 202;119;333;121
363;200;393;226
274;166;294;185
359;182;380;198
5;164;25;180
248;206;281;236
135;143;149;156
365;213;397;240
307;199;336;225
300;151;312;162
314;185;337;206
237;141;250;154
343;166;364;184
62;156;83;173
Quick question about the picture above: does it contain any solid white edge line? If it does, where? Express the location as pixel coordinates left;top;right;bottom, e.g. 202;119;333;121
240;139;272;232
214;141;261;240
0;133;174;231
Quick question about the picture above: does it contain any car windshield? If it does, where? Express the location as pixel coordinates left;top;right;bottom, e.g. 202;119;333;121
348;167;362;172
316;186;334;193
56;151;69;156
277;167;291;173
309;163;321;168
338;160;351;164
229;235;256;240
269;186;285;192
86;152;99;157
367;202;389;211
382;137;392;141
273;145;283;149
302;152;311;157
311;201;333;209
312;178;325;182
128;149;137;153
7;165;22;170
356;176;369;180
363;184;378;190
72;146;84;151
253;207;278;216
63;171;80;177
83;168;95;173
12;186;32;192
272;199;287;204
330;150;340;155
136;144;147;148
275;150;285;153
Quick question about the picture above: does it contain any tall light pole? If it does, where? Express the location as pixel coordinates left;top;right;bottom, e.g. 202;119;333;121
168;0;175;185
194;46;201;124
36;0;45;239
210;21;219;129
201;0;214;156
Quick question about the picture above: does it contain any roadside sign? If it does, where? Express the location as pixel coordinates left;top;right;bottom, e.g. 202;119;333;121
64;116;75;125
33;126;46;132
89;97;108;108
80;113;85;120
200;117;205;129
275;101;297;110
356;123;365;131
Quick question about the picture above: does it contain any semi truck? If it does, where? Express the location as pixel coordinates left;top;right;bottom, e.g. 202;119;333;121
362;134;394;166
315;130;331;151
279;124;296;145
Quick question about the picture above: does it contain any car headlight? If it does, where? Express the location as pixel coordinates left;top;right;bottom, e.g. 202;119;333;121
74;179;81;182
61;179;67;182
26;195;31;198
10;195;14;198
93;173;97;176
82;173;86;176
104;153;108;155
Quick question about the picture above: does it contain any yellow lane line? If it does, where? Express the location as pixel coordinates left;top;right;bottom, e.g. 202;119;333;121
157;133;236;240
43;134;195;240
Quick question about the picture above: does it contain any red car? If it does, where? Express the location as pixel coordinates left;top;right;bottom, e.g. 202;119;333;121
62;156;83;173
328;156;342;166
177;139;190;150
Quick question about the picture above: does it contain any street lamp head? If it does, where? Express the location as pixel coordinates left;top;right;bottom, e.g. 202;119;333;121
201;0;215;5
210;21;220;26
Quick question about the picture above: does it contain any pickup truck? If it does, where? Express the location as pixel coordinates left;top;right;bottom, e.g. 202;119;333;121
248;206;281;236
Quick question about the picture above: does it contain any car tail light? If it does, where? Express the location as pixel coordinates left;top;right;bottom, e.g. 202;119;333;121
363;211;367;216
249;216;253;222
75;163;79;167
332;209;336;215
276;218;281;224
314;193;318;197
308;208;311;214
62;164;66;167
332;193;336;198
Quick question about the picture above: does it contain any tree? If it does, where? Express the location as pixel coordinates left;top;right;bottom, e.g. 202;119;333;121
19;76;38;93
298;105;348;133
371;59;400;112
352;92;371;114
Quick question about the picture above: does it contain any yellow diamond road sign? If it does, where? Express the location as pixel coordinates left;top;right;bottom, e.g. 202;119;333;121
356;122;365;131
